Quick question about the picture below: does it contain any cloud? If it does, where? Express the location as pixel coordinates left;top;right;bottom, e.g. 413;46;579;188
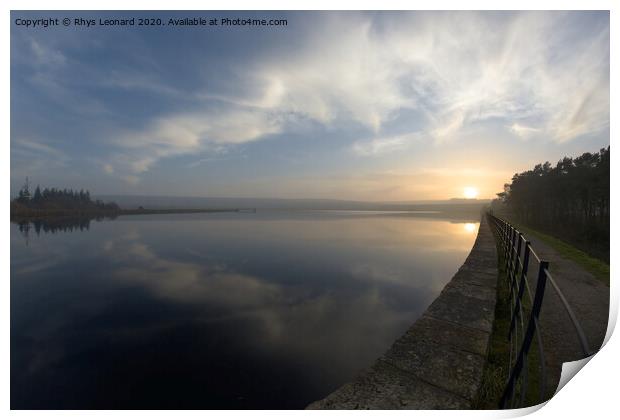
85;12;608;180
103;163;114;174
11;139;70;180
122;175;140;185
14;35;112;118
13;138;68;161
430;112;466;144
509;123;541;140
352;132;420;156
108;107;282;177
29;38;66;67
102;14;423;180
101;70;183;97
247;18;416;131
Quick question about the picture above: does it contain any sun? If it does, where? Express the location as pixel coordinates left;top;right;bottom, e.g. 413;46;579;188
464;223;476;233
463;187;479;199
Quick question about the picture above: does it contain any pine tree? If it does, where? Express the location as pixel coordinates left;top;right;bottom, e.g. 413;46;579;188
33;185;42;203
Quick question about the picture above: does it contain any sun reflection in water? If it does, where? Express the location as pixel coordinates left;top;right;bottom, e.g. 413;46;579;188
464;223;476;233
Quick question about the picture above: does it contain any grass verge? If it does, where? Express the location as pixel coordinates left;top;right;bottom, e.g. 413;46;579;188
510;222;609;286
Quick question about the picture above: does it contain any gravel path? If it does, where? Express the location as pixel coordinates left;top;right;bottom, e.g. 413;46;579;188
521;234;609;397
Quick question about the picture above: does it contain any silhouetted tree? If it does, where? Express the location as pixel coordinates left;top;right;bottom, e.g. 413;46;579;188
33;185;42;203
495;146;609;260
12;181;120;214
17;178;31;203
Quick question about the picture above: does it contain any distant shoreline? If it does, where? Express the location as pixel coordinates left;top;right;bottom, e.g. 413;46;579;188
10;208;247;221
10;204;488;222
119;208;249;215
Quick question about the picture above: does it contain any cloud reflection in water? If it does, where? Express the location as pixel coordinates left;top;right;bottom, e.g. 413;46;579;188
11;213;479;408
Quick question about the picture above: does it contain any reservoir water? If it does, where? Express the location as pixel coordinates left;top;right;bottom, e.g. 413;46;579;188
11;211;479;409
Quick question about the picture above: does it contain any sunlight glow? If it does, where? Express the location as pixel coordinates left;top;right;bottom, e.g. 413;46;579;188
464;223;476;233
463;187;479;199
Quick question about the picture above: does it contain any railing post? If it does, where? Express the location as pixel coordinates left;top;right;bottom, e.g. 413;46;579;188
506;225;510;254
504;223;511;260
505;227;515;274
509;234;523;295
503;223;510;262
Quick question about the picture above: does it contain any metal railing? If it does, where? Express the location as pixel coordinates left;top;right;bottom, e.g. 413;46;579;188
487;213;594;408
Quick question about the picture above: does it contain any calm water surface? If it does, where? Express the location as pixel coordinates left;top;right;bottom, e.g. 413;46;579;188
11;211;479;409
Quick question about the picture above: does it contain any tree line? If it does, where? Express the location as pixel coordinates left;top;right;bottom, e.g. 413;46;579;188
12;179;120;214
494;146;609;261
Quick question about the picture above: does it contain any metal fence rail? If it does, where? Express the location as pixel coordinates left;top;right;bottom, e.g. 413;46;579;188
487;213;593;408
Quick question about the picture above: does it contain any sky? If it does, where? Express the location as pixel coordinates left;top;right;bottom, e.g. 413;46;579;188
10;11;610;201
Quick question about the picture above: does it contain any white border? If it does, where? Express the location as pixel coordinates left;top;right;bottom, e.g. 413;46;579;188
2;2;616;420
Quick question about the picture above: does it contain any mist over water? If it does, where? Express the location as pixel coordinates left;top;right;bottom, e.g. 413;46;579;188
11;211;478;409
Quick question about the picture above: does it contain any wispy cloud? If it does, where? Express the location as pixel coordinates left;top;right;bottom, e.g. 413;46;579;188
28;38;66;67
111;12;608;177
352;132;420;156
11;139;70;182
509;123;541;140
108;107;282;178
13;138;68;161
17;36;112;118
103;163;114;174
101;70;184;97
